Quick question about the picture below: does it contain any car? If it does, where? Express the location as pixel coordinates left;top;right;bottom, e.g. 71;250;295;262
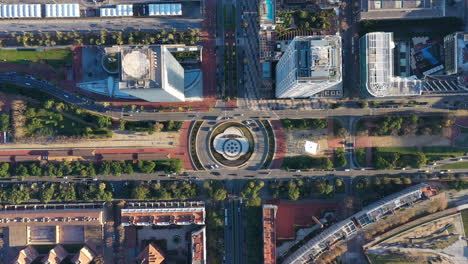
295;170;301;173
25;82;31;86
211;172;220;176
64;95;69;98
93;178;98;181
214;164;219;168
344;169;350;172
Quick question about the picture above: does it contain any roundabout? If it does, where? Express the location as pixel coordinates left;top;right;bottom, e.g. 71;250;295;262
192;119;270;170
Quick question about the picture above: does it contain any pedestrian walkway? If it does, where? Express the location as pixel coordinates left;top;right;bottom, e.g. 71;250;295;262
270;120;286;169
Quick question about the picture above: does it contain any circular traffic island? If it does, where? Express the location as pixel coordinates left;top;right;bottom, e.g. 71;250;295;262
210;122;254;167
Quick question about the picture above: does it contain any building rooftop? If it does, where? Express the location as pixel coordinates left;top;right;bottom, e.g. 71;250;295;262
121;201;205;226
0;203;105;227
41;244;68;264
359;0;445;20
70;246;96;264
136;243;165;264
360;32;423;97
294;36;341;82
191;227;206;264
110;45;185;102
14;246;39;264
263;205;277;264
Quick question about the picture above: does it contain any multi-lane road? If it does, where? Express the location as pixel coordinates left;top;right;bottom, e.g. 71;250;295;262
1;72;465;123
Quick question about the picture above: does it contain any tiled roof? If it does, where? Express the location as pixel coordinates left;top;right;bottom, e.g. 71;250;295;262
263;205;277;264
191;227;206;264
13;246;39;264
136;243;165;264
70;246;96;264
41;245;68;264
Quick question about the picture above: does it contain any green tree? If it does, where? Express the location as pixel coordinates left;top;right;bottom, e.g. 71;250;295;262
0;163;10;177
40;185;55;203
0;113;10;131
97;116;112;128
132;185;149;200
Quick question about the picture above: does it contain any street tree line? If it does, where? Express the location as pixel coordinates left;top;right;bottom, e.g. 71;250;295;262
269;177;344;200
3;29;200;47
0;182;112;204
0;159;184;178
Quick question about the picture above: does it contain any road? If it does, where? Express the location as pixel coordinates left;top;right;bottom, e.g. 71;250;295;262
1;73;466;122
224;199;245;264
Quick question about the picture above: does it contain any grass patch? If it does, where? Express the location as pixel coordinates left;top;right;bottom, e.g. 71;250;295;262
438;161;468;169
356;148;367;167
282;155;333;170
0;49;72;69
367;252;416;264
461;209;468;236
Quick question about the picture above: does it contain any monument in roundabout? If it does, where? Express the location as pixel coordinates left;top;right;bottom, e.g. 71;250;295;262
210;123;254;167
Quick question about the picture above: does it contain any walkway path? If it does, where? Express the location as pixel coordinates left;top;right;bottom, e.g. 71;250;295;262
270;120;286;169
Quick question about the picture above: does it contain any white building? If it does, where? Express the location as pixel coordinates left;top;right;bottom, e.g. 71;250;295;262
0;4;41;19
100;5;133;17
360;32;422;97
117;45;185;102
45;4;80;18
148;3;182;16
275;35;342;98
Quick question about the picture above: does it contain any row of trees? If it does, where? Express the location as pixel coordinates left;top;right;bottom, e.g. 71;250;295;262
203;180;228;201
269;178;344;200
282;118;327;130
0;159;183;178
282;156;333;170
6;29;200;47
276;10;335;32
374;151;427;169
129;181;198;200
0;182;112;204
241;180;264;206
354;176;413;204
370;115;450;136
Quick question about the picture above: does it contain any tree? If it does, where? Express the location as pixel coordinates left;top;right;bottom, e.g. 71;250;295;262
0;113;10;131
0;163;10;177
132;185;149;200
213;188;228;201
97;116;112;128
40;185;55;203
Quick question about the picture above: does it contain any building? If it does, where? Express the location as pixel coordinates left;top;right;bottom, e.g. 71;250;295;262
444;32;468;86
354;184;435;227
0;4;41;19
121;201;206;264
148;3;182;16
136;243;165;264
121;201;205;226
275;35;342;98
99;5;133;17
41;244;68;264
260;0;276;30
70;246;96;264
45;4;80;18
282;184;436;263
117;45;185;102
359;0;446;20
13;246;39;264
0;203;105;247
360;32;423;97
263;205;277;264
191;227;206;264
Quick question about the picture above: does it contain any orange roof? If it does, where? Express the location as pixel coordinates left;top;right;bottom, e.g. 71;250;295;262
263;205;277;264
41;245;68;264
14;246;39;264
136;243;165;264
191;227;206;263
70;246;96;264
